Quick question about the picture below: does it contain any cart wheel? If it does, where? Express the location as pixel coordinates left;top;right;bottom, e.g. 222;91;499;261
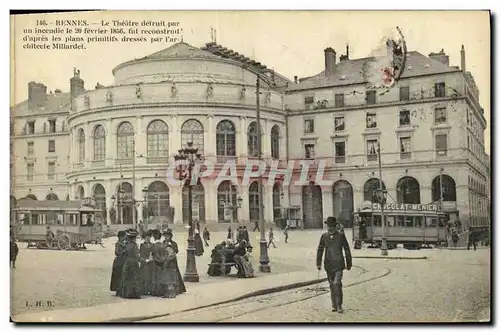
58;234;71;250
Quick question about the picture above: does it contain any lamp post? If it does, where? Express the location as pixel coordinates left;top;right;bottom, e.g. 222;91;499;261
376;142;388;256
174;141;202;282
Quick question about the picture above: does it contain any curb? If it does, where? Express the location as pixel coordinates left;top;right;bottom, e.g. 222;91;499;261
440;247;489;251
353;256;427;260
109;276;329;322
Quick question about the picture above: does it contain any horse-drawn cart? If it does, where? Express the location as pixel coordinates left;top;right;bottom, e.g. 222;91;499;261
13;198;104;250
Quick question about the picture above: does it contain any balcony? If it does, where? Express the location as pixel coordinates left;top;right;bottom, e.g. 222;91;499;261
146;156;169;165
216;155;237;164
335;156;346;164
367;154;378;162
400;152;411;160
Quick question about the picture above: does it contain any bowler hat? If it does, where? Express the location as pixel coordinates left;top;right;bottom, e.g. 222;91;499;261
325;217;337;227
126;228;138;237
163;229;173;236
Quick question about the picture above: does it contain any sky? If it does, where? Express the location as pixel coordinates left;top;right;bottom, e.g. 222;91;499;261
10;10;490;152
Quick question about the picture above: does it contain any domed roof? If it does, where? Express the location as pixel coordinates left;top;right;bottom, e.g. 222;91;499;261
144;42;220;60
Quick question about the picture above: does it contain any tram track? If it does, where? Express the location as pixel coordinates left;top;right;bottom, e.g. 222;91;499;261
140;265;392;322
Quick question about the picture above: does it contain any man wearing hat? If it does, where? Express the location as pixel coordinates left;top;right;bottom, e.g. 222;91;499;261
316;216;352;313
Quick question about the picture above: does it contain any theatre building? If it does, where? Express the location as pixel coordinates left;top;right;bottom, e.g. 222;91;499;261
11;42;489;230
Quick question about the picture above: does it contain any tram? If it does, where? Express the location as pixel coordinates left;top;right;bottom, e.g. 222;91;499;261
12;198;104;250
353;201;448;250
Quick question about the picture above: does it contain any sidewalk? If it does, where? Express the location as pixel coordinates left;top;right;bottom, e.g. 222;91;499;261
352;247;429;259
13;269;339;323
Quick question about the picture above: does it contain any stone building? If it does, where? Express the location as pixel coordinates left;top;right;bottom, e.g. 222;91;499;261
11;41;489;230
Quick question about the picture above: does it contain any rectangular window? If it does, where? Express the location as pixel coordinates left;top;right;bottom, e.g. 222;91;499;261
334;116;345;131
27;141;34;156
27;121;35;134
400;137;411;159
366;139;378;161
435;134;448;156
399;110;411;126
334;141;346;163
304;96;314;110
366;112;377;128
304;119;315;134
399;86;410;101
304;144;315;159
434;82;446;98
48;119;56;133
48;140;55;152
366;90;376;105
48;161;55;180
434;107;447;124
27;163;34;181
334;94;345;108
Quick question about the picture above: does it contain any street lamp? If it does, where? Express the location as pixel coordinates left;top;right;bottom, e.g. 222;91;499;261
111;188;126;224
141;186;149;222
376;142;388;256
174;141;202;283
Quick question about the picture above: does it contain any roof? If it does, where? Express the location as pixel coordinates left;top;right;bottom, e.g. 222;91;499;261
141;42;220;60
15;199;99;211
288;51;461;91
12;92;72;116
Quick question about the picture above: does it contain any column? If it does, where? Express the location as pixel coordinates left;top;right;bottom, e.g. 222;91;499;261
105;119;114;167
171;184;183;224
135;116;145;165
239;116;247;158
106;180;112;225
264;184;274;223
420;185;432;205
322;187;333;219
169;115;180;159
206;115;214;158
239;184;249;223
85;122;91;167
204;181;217;223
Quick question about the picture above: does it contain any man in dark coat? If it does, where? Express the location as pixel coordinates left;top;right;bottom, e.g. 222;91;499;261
10;235;18;268
316;216;352;313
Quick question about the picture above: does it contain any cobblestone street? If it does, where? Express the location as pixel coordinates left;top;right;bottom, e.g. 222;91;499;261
11;229;490;323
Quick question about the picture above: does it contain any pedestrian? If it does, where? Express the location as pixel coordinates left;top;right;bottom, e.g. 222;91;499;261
139;230;154;295
46;226;55;248
10;235;18;268
284;225;289;243
236;226;245;243
194;222;205;257
316;217;352;314
118;229;142;299
110;230;127;295
452;230;459;247
267;228;277;248
243;226;250;243
467;227;477;251
227;226;233;241
163;229;186;295
203;227;211;247
253;220;260;232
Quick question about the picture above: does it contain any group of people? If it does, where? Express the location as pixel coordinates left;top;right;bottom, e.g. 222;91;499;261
110;228;186;299
208;239;255;278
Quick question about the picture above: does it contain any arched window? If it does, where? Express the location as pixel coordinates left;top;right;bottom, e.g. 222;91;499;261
24;194;37;200
332;180;354;227
117;122;135;159
363;178;387;202
93;125;106;161
93;184;106;223
217;180;238;222
216;120;236;158
249;181;262;221
272;182;282;222
247;122;262;158
271;125;280;159
147;181;170;219
302;183;323;229
182;183;206;223
77;128;85;163
181;119;204;153
115;182;133;224
77;185;85;199
147;120;168;157
431;174;457;202
396;176;421;204
45;193;59;201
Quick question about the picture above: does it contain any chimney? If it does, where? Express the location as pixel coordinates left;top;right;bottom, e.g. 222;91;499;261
339;44;350;61
461;45;466;72
28;81;47;108
294;76;298;84
324;47;336;77
428;49;449;66
70;67;85;99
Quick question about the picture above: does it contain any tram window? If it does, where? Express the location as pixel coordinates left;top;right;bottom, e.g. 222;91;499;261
57;214;64;225
426;217;437;227
387;216;395;227
405;216;414;227
396;216;404;227
32;214;39;225
374;215;382;226
414;216;423;227
20;214;30;225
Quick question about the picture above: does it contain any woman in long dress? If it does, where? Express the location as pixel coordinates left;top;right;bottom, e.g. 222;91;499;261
139;230;154;295
233;240;255;278
150;229;164;296
157;243;180;298
110;230;126;295
118;229;142;299
163;229;186;295
194;227;205;256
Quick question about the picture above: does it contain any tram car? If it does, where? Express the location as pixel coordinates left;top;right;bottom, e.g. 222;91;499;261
12;198;104;250
353;201;448;250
